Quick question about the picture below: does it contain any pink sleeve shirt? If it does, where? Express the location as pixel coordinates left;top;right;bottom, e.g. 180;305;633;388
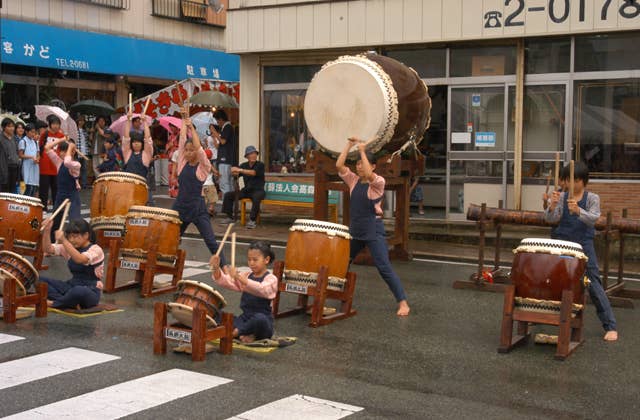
339;167;385;217
46;150;81;178
51;243;105;279
213;271;278;300
177;147;211;182
122;135;154;167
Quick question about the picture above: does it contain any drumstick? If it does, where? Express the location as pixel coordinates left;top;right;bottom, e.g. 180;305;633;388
57;201;71;234
569;160;575;199
545;174;551;195
231;232;236;268
214;223;234;258
76;150;90;161
142;97;151;116
128;93;133;112
40;198;70;231
554;152;560;190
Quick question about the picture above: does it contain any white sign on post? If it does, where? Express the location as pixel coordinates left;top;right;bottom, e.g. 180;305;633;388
452;132;472;144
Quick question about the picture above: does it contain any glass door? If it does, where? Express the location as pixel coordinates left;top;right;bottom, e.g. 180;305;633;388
447;86;507;219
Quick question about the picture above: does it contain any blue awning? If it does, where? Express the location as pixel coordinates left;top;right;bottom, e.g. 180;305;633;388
0;19;239;82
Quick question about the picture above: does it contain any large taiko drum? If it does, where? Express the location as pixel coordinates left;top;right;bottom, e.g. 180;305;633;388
0;250;39;296
90;172;148;232
168;280;227;328
120;206;181;266
0;193;43;249
283;219;351;292
511;238;588;310
304;53;431;157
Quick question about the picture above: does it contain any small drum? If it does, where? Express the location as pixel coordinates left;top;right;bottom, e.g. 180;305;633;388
169;280;227;328
511;238;588;309
0;251;39;296
0;193;43;249
90;172;148;232
121;206;181;266
304;53;431;157
284;219;351;289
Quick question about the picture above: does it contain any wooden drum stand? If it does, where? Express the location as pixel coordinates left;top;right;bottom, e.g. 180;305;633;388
153;302;233;362
1;277;47;323
1;228;47;271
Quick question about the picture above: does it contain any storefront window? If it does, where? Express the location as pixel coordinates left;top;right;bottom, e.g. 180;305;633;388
507;85;565;151
574;79;640;177
450;44;516;77
526;37;570;74
0;83;37;114
385;48;446;78
422;86;447;174
575;32;640;72
264;89;312;173
264;65;321;84
450;87;505;151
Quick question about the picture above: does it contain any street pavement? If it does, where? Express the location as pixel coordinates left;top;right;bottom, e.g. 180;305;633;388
1;189;639;419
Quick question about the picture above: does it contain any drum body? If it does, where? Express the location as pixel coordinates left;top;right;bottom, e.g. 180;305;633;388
0;193;43;249
170;280;227;327
0;250;39;296
90;172;148;231
510;238;587;305
304;53;431;157
121;206;181;265
284;219;351;290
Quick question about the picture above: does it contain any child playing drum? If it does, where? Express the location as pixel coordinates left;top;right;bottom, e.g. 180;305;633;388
172;113;227;266
545;162;618;341
40;219;104;310
209;241;276;343
122;110;154;204
336;138;410;317
44;137;81;236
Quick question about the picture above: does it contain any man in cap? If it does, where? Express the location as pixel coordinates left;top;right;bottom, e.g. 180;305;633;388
220;145;265;229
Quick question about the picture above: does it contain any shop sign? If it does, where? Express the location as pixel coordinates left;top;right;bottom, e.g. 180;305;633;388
475;132;497;147
0;19;239;82
452;132;472;144
472;94;481;107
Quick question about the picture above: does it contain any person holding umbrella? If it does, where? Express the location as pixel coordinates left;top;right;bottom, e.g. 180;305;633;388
38;115;66;211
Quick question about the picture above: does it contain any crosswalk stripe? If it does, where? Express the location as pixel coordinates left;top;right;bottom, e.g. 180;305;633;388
4;369;232;419
0;347;119;391
226;394;364;420
0;334;24;345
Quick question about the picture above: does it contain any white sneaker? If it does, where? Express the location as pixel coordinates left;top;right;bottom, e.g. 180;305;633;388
246;220;256;229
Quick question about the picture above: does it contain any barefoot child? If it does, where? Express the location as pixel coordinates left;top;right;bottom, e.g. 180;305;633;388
336;138;410;316
210;241;276;343
40;219;104;309
545;162;618;341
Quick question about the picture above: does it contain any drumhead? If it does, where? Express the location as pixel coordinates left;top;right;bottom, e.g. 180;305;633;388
304;55;398;156
177;280;227;307
0;193;43;207
94;172;147;185
290;219;351;239
515;238;587;259
127;206;181;223
0;268;26;296
167;302;217;327
0;251;38;282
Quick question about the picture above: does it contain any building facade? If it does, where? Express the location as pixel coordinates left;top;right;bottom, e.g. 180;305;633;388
227;0;640;219
0;0;237;112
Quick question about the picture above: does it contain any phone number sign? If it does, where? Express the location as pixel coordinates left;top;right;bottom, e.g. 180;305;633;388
482;0;640;33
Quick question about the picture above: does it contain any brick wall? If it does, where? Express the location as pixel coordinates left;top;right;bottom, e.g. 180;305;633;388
588;182;640;219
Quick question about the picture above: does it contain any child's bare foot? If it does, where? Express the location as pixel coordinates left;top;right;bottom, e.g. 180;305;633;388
46;300;54;307
604;330;618;341
239;334;255;343
397;300;410;317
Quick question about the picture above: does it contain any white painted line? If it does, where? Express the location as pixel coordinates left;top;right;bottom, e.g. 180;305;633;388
184;260;208;268
0;347;119;391
0;333;24;345
227;394;364;420
5;369;232;420
181;268;211;278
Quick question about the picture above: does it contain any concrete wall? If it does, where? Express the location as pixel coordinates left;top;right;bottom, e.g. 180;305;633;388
228;0;640;53
1;0;225;50
238;54;261;157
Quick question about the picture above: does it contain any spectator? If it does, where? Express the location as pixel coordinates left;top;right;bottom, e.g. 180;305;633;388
39;114;66;211
18;123;40;197
1;118;20;193
76;115;91;188
91;116;108;177
220;146;265;229
212;110;234;197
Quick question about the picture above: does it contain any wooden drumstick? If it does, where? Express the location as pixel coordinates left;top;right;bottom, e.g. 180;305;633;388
545;174;551;195
569;160;575;199
76;150;90;161
231;232;236;268
214;223;234;258
40;198;70;231
128;93;133;112
554;152;560;190
142;97;151;116
58;201;71;233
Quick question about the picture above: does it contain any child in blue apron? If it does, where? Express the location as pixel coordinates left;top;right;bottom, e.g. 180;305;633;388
40;219;104;309
210;241;276;343
545;161;618;341
173;116;227;266
122;111;154;204
44;136;81;238
337;138;410;316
